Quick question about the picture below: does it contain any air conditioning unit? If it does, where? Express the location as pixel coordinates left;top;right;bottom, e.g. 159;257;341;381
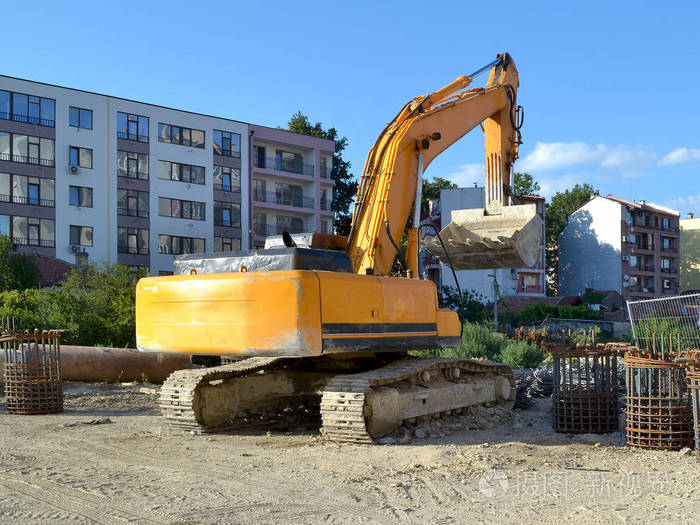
70;245;83;253
622;235;627;242
70;165;80;175
622;255;629;261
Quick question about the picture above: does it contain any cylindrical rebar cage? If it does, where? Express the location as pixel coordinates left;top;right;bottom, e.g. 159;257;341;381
2;329;63;414
551;343;619;433
685;349;700;458
625;348;693;450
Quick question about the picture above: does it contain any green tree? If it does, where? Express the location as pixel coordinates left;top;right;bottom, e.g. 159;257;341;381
286;112;358;235
512;172;540;196
545;183;597;295
421;177;457;214
0;234;40;291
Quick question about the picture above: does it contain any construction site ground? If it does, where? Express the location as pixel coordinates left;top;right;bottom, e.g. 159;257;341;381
0;382;698;525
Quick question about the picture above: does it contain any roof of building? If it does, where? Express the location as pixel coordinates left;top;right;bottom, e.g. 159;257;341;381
605;195;679;216
35;257;74;287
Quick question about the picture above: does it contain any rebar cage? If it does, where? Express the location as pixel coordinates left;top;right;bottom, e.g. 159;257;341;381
686;349;700;457
550;343;621;434
624;347;693;450
1;326;63;415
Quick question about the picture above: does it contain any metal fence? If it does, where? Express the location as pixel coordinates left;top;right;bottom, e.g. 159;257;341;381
627;293;700;350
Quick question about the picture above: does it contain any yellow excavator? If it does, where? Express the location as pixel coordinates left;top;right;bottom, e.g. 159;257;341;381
136;53;542;443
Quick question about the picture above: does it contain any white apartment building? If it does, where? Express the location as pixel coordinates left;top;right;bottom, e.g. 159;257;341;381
0;76;334;276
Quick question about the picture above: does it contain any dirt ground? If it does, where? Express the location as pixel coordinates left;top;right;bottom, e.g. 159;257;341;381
0;381;698;525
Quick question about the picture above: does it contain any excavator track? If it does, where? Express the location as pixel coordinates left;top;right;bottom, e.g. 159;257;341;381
159;356;515;442
320;358;515;444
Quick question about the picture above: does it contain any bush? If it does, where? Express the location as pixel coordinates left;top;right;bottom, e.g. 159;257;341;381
499;340;544;368
500;302;603;326
439;286;490;324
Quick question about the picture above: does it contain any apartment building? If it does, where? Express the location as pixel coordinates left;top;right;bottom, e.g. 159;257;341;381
558;194;681;300
0;75;334;275
421;187;546;300
680;212;700;292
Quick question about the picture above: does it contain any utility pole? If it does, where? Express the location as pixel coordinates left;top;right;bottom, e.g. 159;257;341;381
489;272;499;329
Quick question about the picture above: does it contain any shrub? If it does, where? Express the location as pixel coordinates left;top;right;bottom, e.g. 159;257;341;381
500;340;544;368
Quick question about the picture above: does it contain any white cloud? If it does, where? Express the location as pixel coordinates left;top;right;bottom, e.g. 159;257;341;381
518;141;657;172
665;193;700;211
536;173;590;200
659;147;700;165
441;162;483;188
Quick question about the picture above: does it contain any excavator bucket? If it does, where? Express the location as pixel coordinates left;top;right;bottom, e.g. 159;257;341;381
423;203;542;270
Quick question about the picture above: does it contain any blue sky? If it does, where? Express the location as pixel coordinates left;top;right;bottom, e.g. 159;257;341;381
4;1;699;214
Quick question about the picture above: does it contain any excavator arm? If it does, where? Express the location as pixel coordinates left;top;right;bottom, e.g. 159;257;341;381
346;53;539;276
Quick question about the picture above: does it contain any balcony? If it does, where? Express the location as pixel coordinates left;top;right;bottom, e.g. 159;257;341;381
254;191;315;209
660;267;678;274
214;219;240;228
320;166;331;179
253;223;314;237
630;264;655;273
117;131;149;143
0;194;54;207
661;246;676;253
0;152;54;167
253;156;314;177
117;168;149;180
117;208;149;218
12;237;55;248
320;199;332;211
0;111;54;128
213;182;240;192
628;286;655;294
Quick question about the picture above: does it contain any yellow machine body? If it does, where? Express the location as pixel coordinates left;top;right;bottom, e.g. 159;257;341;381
136;271;460;356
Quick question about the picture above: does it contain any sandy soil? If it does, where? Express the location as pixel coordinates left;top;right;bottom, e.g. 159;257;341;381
0;382;698;525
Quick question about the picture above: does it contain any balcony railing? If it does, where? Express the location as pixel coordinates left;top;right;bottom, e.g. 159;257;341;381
661;246;676;252
0;194;54;207
0;111;54;127
253;156;314;177
253;223;314;237
117;168;149;180
629;286;655;294
214;219;241;228
253;191;315;209
12;237;55;248
630;264;655;272
320;166;331;179
118;245;149;255
660;267;678;274
0;152;55;167
213;182;240;192
117;208;149;218
319;199;332;211
117;131;149;143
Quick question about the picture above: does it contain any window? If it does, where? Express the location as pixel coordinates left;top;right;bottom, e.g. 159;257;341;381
70;225;93;246
157;161;205;184
158;123;204;148
117;150;149;180
662;217;671;230
214;201;241;227
158;198;205;221
213;166;240;192
69;146;92;168
214;237;241;252
118;227;149;255
0;173;54;206
321;220;329;234
69;107;93;129
320;189;330;210
661;258;670;270
69;185;92;207
0;90;55;126
118;189;149;217
629;255;638;267
213;130;240;157
276;215;304;234
2;215;55;247
117;112;149;142
253;145;265;167
662;237;673;250
275;149;309;175
275;183;305;207
0;132;54;166
157;235;205;255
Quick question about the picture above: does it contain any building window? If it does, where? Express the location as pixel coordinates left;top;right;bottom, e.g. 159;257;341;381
276;215;304;234
214;201;241;227
275;149;310;175
213;130;240;157
0;173;54;206
213;166;240;192
629;255;638;267
117;189;149;217
70;225;93;246
274;183;307;207
321;220;329;234
117;150;149;180
320;189;330;210
117;112;149;142
253;145;265;167
157;161;205;184
0;90;55;127
214;237;241;252
662;237;673;250
0;132;54;166
157;235;205;255
118;227;149;255
158;197;205;221
69;146;92;168
662;217;671;230
69;107;93;129
158;123;205;148
0;214;55;247
69;185;92;207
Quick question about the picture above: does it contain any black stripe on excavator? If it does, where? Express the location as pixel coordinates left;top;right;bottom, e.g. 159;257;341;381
322;335;461;352
321;323;437;335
